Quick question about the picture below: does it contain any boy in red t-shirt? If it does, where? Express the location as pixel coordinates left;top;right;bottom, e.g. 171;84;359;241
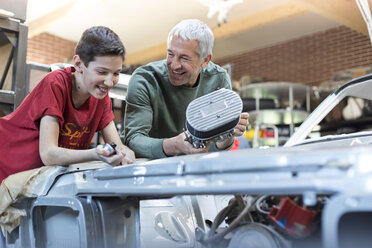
0;26;135;183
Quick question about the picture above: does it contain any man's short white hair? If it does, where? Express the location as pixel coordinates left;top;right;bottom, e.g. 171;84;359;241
167;19;214;59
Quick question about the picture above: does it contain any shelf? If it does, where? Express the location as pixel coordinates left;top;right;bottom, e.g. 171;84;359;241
249;109;309;125
240;82;311;108
247;137;289;147
319;116;372;133
0;18;28;110
240;82;312;148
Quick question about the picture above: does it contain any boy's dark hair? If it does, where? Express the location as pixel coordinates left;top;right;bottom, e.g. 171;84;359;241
75;26;125;66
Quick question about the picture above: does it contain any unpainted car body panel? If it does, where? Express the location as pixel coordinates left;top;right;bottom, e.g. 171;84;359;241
5;74;372;248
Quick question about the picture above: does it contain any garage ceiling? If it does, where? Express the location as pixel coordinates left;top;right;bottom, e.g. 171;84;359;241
25;0;371;65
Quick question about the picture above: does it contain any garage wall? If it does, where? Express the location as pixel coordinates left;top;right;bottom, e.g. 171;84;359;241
215;26;372;86
26;25;372;87
27;33;76;65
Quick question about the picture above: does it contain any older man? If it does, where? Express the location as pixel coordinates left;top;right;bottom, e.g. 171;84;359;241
123;19;249;159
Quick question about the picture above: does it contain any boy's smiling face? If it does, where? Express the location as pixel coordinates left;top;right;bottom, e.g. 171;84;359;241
74;55;123;100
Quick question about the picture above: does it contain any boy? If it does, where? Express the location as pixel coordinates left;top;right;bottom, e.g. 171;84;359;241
0;26;135;183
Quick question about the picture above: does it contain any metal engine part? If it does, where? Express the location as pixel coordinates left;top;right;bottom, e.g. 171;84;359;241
185;88;243;148
227;224;285;248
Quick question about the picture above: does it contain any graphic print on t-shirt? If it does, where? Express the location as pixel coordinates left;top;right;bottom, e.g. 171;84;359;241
59;122;91;149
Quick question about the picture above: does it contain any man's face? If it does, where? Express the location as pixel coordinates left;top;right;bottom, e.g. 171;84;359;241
79;55;123;99
166;36;211;87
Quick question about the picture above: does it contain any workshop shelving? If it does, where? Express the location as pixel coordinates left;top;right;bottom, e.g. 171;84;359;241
240;82;311;147
0;17;28;114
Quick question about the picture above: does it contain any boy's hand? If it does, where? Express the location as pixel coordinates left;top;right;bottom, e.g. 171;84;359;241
96;144;124;166
116;146;136;165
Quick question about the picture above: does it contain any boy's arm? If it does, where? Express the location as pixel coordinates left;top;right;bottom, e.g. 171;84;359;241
39;115;123;166
101;120;135;165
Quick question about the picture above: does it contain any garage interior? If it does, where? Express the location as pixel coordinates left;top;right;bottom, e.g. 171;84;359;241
2;0;372;248
2;0;372;148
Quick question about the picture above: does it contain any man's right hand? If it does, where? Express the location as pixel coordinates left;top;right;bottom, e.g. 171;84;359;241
162;132;208;156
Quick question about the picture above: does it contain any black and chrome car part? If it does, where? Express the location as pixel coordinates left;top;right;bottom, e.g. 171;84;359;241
185;88;243;149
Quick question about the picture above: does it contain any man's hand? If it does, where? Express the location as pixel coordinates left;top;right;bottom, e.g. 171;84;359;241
164;113;250;155
234;112;249;137
216;112;250;150
163;132;208;156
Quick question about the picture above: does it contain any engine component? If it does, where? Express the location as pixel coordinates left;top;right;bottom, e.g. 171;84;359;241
197;195;290;248
268;197;318;237
185;88;243;148
227;223;288;248
154;212;189;243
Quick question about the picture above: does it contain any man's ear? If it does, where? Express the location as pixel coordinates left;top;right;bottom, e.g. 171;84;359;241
73;55;83;73
201;54;212;68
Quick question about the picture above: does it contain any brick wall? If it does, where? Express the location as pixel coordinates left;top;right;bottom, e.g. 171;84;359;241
215;26;372;86
27;33;76;65
27;26;372;87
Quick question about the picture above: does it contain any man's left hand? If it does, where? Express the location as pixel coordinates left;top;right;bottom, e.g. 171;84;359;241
234;112;249;137
216;112;249;150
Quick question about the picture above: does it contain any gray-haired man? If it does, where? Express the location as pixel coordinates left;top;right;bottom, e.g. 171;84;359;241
123;19;249;159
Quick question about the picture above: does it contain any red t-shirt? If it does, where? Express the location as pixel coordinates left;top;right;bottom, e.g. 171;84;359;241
0;67;114;182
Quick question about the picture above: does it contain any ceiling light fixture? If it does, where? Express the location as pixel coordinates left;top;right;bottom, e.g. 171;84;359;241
196;0;244;26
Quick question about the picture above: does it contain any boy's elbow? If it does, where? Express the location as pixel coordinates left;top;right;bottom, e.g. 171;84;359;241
39;149;56;166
